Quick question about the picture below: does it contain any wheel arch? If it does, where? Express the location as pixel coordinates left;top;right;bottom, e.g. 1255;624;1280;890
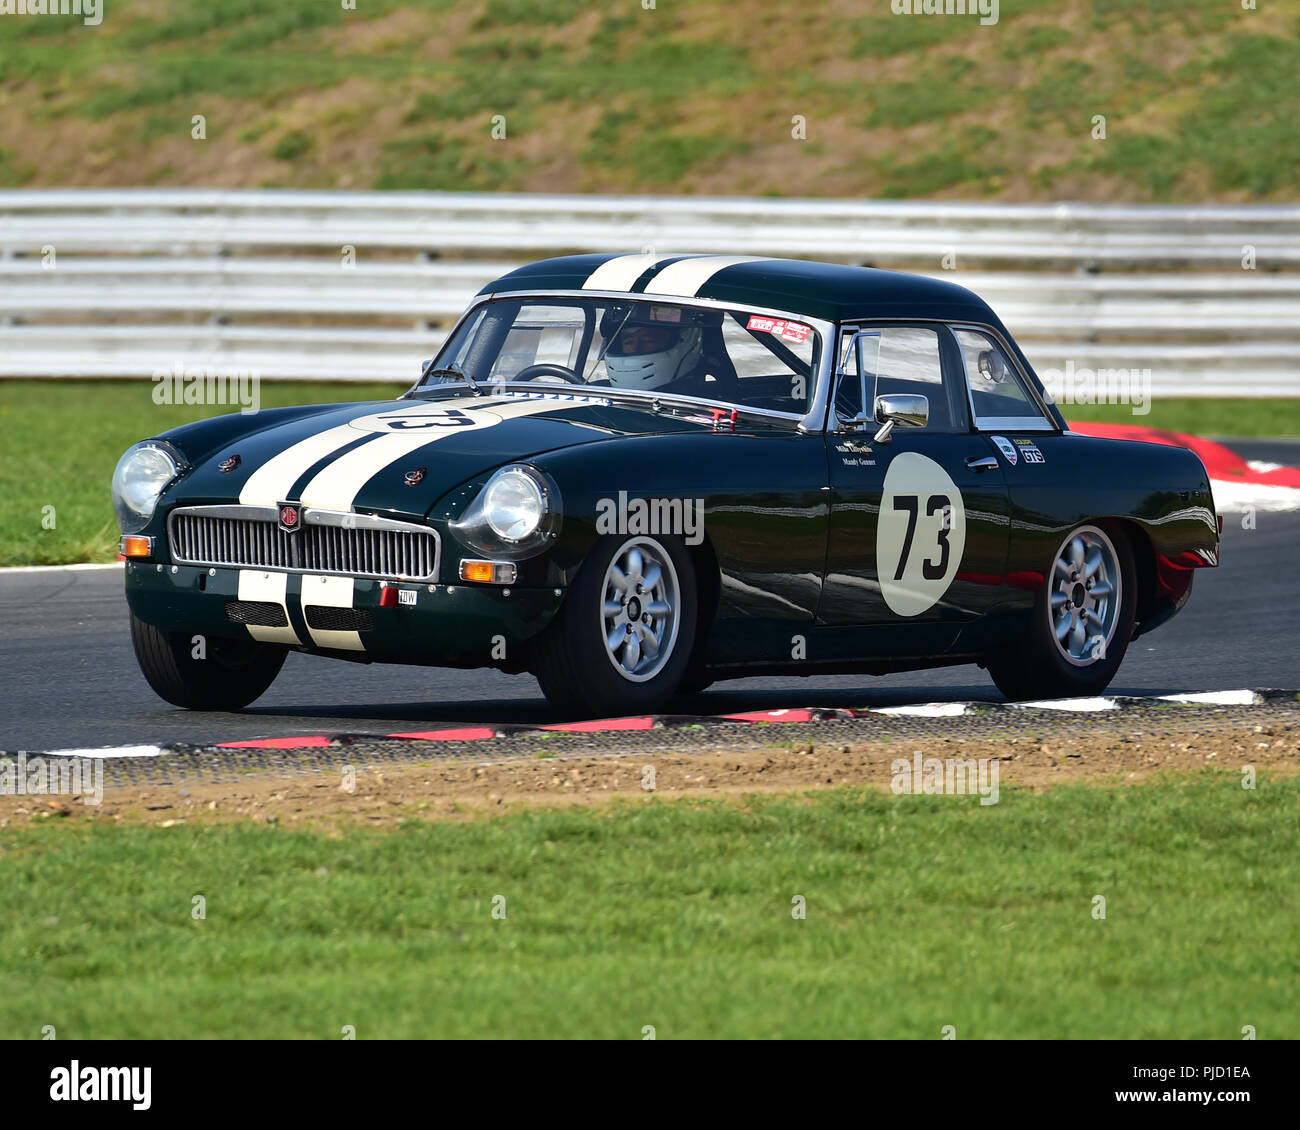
685;530;722;670
1102;516;1158;625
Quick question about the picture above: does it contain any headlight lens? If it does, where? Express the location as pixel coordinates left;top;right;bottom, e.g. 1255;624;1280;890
483;469;545;541
112;441;183;533
450;464;560;558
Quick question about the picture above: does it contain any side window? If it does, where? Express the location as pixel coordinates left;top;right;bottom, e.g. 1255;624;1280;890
835;326;953;431
953;329;1047;425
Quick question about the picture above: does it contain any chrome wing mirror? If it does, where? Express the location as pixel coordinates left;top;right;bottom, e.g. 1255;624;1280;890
870;393;928;444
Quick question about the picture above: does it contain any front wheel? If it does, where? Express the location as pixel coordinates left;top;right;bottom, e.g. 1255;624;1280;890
986;522;1137;701
533;534;697;718
130;613;287;710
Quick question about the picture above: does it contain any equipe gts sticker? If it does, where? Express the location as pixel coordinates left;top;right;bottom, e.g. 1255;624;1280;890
745;315;811;345
1013;437;1046;463
991;435;1017;466
877;452;967;617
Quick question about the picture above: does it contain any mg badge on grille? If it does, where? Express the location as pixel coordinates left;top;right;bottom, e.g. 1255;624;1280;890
278;503;301;533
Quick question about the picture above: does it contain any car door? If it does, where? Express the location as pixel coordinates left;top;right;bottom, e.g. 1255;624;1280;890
946;323;1071;651
815;323;1013;660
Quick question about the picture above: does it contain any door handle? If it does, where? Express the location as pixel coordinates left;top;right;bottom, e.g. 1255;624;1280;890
966;455;999;472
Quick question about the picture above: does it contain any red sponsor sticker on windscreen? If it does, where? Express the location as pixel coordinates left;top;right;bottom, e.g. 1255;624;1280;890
746;315;810;345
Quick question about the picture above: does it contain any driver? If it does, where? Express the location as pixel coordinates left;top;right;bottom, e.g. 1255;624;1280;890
603;317;709;395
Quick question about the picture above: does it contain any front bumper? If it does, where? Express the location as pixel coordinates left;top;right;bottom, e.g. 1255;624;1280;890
125;561;565;669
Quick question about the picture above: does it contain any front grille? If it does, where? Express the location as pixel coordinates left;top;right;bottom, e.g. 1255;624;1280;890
225;600;289;627
305;606;374;632
169;505;439;581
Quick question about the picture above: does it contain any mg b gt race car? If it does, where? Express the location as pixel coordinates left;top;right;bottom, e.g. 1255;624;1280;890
113;254;1220;717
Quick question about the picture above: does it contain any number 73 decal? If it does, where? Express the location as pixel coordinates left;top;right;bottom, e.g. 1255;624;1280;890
877;453;967;616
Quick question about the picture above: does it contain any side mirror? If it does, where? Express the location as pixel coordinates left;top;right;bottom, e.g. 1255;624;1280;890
872;393;928;444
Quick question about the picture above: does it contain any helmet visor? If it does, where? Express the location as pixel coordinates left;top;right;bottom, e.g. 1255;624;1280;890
608;324;681;356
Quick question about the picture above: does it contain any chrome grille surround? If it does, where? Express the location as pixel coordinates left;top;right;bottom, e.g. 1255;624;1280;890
168;504;440;582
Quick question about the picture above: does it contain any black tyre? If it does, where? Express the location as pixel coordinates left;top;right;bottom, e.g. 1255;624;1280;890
130;612;287;710
986;522;1137;701
533;533;698;717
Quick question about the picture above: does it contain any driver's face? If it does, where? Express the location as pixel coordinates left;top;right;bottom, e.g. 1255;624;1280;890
615;325;676;356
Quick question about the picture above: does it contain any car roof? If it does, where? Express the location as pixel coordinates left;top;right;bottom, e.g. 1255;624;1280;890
476;253;1000;325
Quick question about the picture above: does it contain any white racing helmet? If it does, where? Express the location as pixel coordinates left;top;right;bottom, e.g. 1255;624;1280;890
605;320;703;391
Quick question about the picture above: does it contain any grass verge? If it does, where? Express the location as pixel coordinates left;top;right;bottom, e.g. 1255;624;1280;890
0;379;405;566
1062;398;1300;438
2;775;1295;1038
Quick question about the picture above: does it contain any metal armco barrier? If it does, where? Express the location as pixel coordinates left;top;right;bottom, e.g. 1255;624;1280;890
1;189;1296;394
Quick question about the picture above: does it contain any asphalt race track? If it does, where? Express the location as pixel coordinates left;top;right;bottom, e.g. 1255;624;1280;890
2;445;1297;752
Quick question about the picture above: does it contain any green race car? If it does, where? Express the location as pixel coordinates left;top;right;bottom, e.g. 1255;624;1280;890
113;254;1219;716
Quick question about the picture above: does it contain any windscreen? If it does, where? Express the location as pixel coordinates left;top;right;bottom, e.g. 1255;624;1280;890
425;297;821;415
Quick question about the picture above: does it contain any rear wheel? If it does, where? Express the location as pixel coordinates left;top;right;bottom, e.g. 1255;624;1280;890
533;534;697;717
986;522;1136;701
130;613;286;710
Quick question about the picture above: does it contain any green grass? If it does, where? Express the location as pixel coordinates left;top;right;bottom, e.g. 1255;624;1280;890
0;0;1295;198
0;380;404;566
1060;397;1300;438
0;383;1295;568
2;777;1296;1038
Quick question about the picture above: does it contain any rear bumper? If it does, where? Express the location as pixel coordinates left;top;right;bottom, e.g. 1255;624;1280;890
1134;571;1195;640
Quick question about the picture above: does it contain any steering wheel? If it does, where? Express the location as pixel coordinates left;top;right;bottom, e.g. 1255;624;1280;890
512;363;584;385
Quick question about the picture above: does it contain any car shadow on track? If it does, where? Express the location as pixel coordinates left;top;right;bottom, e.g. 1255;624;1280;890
237;683;1009;728
232;677;1231;731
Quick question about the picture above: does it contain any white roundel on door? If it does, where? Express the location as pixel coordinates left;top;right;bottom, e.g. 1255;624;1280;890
877;452;967;617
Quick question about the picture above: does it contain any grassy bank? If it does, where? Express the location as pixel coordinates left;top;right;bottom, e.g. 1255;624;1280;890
0;0;1296;200
2;776;1295;1038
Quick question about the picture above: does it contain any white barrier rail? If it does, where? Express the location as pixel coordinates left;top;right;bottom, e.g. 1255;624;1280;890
2;258;1297;336
4;190;1300;264
0;190;1297;394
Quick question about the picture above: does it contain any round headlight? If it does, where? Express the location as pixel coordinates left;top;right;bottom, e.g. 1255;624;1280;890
448;463;560;558
112;442;182;533
482;468;545;541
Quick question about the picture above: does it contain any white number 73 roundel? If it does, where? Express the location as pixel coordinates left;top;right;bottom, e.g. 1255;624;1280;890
876;452;967;617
